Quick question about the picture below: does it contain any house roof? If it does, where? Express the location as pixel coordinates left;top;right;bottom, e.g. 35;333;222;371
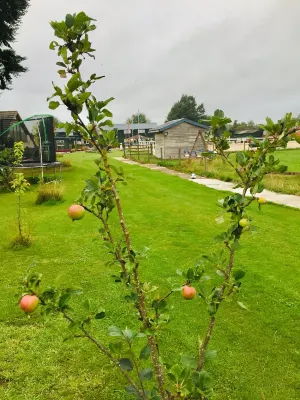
0;111;21;120
150;118;208;133
113;123;157;130
0;111;31;137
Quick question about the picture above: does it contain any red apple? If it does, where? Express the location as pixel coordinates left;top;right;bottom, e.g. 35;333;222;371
294;131;300;144
20;295;39;313
182;285;196;300
68;204;85;221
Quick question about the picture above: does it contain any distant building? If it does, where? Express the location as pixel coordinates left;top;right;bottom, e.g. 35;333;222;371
230;128;264;141
113;123;157;144
150;118;208;159
55;128;86;152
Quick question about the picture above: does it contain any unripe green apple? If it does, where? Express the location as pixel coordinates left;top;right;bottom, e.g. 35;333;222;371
182;285;196;300
87;123;94;131
20;295;39;313
257;197;267;204
68;204;85;221
239;218;249;228
60;72;67;78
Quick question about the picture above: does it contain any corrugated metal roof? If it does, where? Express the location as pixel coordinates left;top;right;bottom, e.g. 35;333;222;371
150;118;208;132
113;123;157;130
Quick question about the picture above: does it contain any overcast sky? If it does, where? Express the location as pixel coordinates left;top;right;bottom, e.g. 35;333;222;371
2;0;300;124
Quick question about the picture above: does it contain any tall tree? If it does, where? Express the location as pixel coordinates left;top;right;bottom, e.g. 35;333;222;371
126;112;151;124
167;94;206;122
0;0;30;91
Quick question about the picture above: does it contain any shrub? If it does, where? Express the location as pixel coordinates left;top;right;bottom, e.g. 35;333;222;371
35;183;64;205
43;176;56;183
10;233;32;248
56;153;64;158
27;176;40;185
61;159;72;168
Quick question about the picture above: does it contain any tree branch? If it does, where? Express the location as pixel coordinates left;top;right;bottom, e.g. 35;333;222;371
62;313;146;399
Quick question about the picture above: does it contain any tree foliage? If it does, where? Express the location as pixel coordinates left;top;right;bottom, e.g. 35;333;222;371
167;94;206;122
126;113;151;124
0;0;30;90
230;119;259;132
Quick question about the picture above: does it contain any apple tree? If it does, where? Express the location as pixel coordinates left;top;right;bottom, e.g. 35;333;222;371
20;12;298;400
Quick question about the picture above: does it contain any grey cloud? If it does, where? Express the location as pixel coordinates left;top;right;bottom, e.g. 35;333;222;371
1;0;300;124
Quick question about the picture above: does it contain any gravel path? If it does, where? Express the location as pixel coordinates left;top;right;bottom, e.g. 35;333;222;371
114;157;300;209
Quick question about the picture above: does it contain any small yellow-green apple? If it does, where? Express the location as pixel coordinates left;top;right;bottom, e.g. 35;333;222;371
239;218;249;228
68;204;85;221
182;285;196;300
59;71;67;78
20;295;39;313
257;197;267;204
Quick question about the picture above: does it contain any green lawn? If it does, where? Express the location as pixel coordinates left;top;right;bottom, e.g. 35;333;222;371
1;151;300;400
130;148;300;195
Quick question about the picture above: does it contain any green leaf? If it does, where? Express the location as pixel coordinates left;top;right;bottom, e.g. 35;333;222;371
58;293;71;308
180;354;197;369
56;62;67;68
237;301;248;310
102;109;113;117
204;349;217;363
140;343;151;360
83;298;91;311
77;92;91;103
215;215;224;224
139;368;153;381
233;269;245;280
108;326;123;337
67;73;82;92
95;309;105;319
60;47;68;64
122;327;134;342
49;101;60;110
125;386;142;399
186;268;194;280
49;41;59;50
85;178;99;191
65;14;74;28
231;241;241;250
119;358;133;371
109;341;123;354
236;152;246;166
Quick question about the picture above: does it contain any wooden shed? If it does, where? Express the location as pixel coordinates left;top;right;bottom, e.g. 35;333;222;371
150;118;208;159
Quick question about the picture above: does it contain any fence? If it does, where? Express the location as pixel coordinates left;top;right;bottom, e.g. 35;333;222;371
124;142;155;161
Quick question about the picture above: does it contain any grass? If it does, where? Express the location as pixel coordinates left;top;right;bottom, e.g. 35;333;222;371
35;182;64;205
129;148;300;195
0;151;300;399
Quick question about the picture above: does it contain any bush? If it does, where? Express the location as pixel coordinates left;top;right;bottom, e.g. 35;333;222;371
56;153;64;158
27;176;40;185
36;183;64;205
61;159;72;168
0;166;14;190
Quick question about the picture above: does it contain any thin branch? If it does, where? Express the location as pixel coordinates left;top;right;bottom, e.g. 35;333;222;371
198;248;235;370
63;313;146;399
